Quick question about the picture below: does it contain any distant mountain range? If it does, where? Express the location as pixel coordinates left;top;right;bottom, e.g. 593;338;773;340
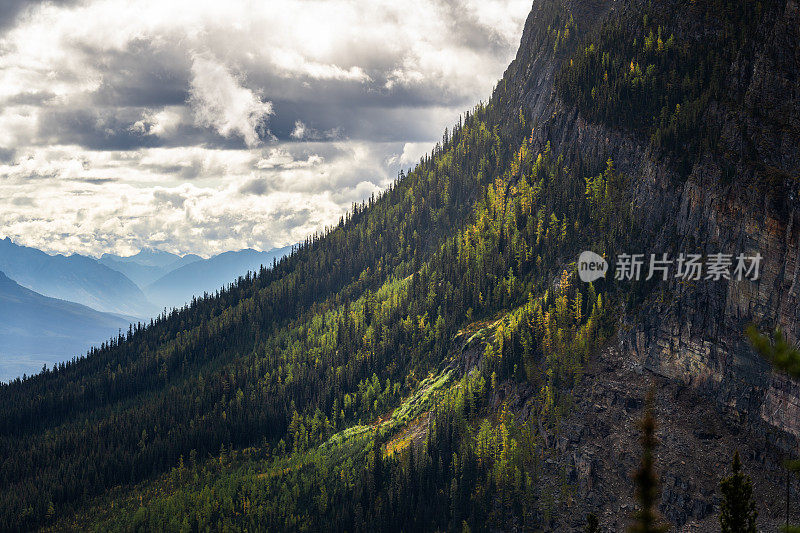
0;270;132;381
0;238;292;316
144;246;293;309
0;237;152;317
0;239;292;380
99;248;202;286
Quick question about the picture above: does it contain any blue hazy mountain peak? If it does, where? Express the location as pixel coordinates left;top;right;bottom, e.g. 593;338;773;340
145;245;292;310
0;270;133;381
99;247;202;286
0;238;153;317
99;247;202;269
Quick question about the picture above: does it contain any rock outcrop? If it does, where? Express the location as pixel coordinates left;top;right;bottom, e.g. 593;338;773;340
497;0;800;528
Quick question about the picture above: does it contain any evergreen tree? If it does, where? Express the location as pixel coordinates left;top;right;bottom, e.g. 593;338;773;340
719;451;757;533
629;388;668;533
746;326;800;381
586;512;600;533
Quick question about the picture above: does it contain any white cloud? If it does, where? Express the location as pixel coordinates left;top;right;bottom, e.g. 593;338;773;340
288;120;341;142
188;53;273;147
270;48;372;82
395;142;434;166
0;0;531;257
290;120;306;140
131;107;184;137
0;141;400;256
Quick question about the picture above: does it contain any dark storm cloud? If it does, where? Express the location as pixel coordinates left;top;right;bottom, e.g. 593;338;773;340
0;0;76;31
0;148;16;163
244;68;458;110
269;100;459;143
4;0;519;152
35;104;260;152
37;107;165;150
70;177;118;184
238;178;270;196
1;91;57;106
79;38;191;108
434;0;516;54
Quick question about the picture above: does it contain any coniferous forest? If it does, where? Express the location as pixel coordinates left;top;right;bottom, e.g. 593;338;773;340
1;0;799;530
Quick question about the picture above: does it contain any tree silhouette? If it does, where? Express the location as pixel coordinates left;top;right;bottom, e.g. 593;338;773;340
719;450;757;533
586;512;600;532
629;388;668;533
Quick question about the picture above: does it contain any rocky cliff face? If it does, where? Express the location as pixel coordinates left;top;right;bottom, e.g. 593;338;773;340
499;0;800;528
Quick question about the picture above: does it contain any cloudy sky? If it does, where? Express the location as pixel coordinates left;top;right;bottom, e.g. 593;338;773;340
0;0;530;258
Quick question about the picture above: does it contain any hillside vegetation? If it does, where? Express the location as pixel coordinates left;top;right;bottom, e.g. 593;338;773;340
0;0;795;530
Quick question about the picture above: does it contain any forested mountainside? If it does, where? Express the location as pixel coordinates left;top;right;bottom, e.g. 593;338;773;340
0;0;798;531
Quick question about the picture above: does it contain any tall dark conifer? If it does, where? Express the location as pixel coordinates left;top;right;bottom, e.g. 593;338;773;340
629;388;668;533
585;512;600;533
719;451;757;533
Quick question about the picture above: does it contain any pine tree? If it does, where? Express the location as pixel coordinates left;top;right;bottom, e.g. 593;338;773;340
586;512;600;533
629;388;668;533
746;326;800;382
719;451;757;533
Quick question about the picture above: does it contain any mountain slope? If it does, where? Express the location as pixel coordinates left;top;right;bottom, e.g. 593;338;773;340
0;238;154;317
0;271;133;382
144;247;293;310
0;93;523;530
0;0;799;531
500;0;800;528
